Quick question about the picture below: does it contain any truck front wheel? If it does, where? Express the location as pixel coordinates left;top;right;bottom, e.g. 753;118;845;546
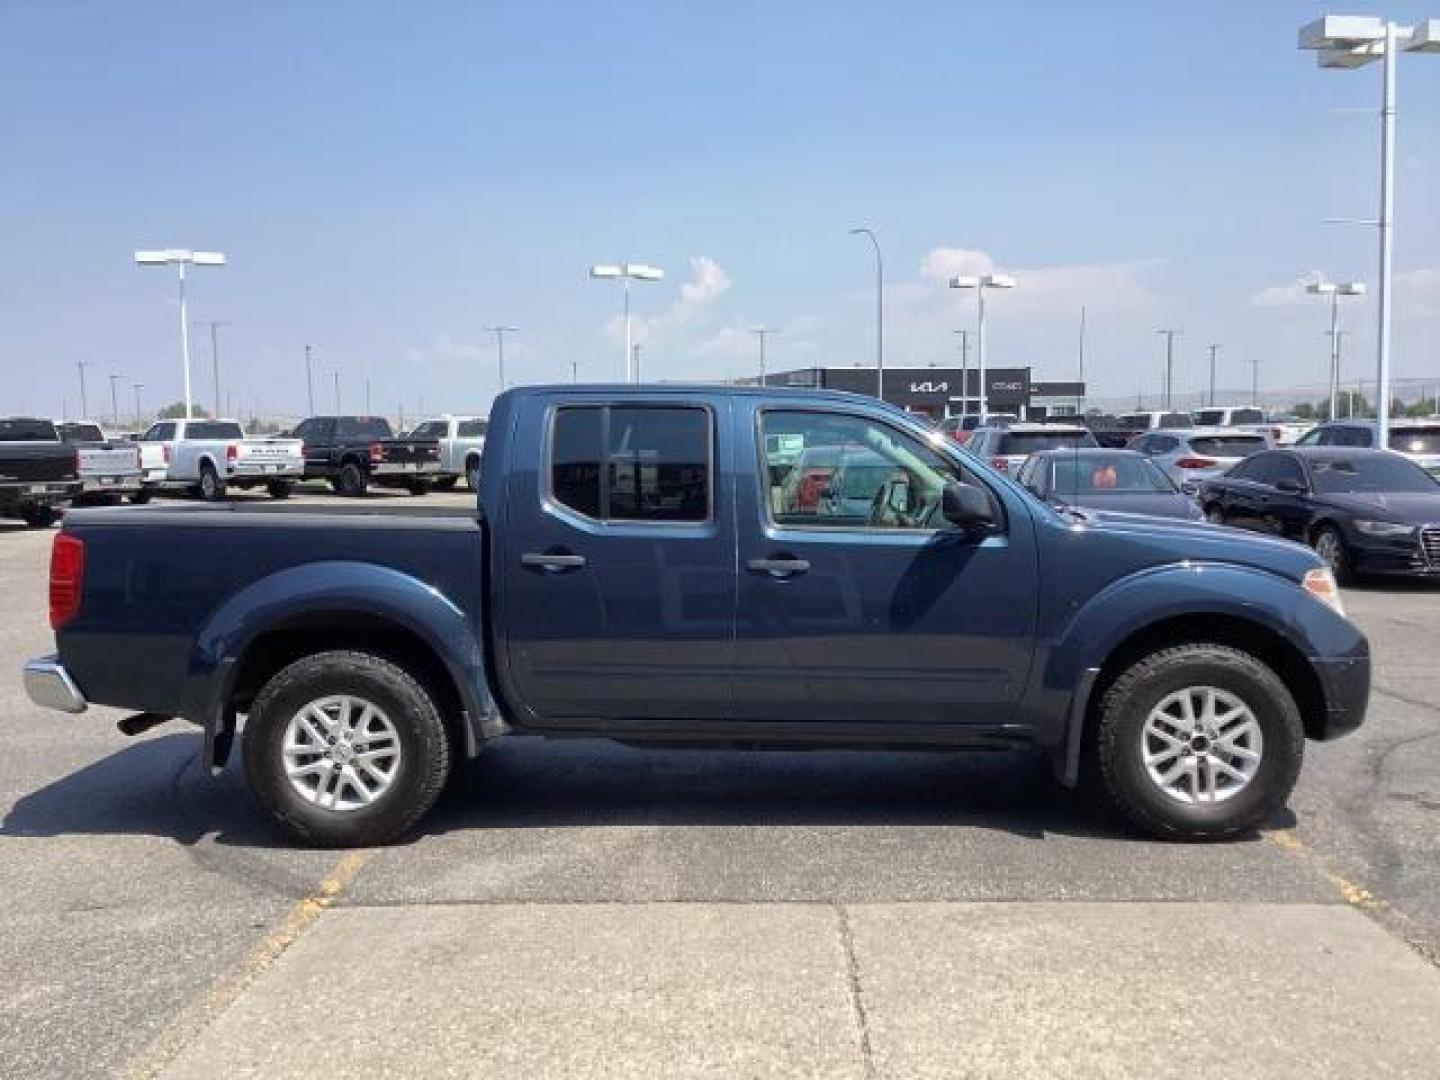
1092;643;1303;841
243;650;452;847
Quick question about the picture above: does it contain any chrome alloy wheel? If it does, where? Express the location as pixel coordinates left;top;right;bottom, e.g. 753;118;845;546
281;695;402;812
1315;530;1344;573
1142;686;1263;805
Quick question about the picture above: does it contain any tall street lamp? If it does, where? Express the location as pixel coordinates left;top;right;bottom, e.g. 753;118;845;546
304;344;316;416
1299;15;1440;446
590;263;663;383
949;273;1017;420
76;361;89;419
195;319;230;418
751;327;778;384
1207;344;1221;408
1306;280;1367;419
108;373;123;427
133;383;144;428
1155;330;1182;411
848;228;884;400
485;326;519;391
953;330;971;415
133;249;226;420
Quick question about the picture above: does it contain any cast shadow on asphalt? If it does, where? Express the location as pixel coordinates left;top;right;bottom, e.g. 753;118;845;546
0;731;1290;848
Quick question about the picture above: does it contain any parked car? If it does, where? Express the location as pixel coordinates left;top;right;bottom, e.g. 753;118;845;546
405;415;488;490
1198;448;1440;582
1261;416;1314;446
137;419;304;502
0;417;80;527
779;444;900;521
937;412;1017;445
1118;410;1194;431
1190;406;1266;428
966;422;1098;473
291;415;442;496
24;385;1367;847
1014;448;1204;522
56;421;143;505
1129;427;1270;488
1294;419;1440;476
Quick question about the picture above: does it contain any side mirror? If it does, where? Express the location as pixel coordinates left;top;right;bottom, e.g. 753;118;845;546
941;482;996;533
1275;478;1306;495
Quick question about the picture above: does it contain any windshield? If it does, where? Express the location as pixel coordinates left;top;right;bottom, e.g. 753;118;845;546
59;423;105;442
1390;427;1440;455
999;430;1096;455
0;418;59;442
1188;435;1267;458
186;422;245;440
1311;456;1439;495
1049;454;1175;494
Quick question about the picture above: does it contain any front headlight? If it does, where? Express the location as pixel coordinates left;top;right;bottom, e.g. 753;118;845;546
1353;519;1415;538
1302;567;1345;617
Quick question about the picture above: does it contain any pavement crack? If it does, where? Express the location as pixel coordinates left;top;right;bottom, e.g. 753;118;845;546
834;904;877;1080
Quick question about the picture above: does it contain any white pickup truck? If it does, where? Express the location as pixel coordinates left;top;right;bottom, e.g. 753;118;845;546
137;419;305;502
407;415;488;490
54;422;143;505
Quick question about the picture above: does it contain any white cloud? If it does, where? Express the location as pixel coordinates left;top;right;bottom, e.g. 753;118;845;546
403;333;487;366
916;247;1163;314
1249;272;1327;308
605;255;732;347
919;247;996;282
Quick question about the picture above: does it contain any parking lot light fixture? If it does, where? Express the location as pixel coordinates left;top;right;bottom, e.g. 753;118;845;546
1307;280;1367;419
949;273;1017;420
1299;14;1440;447
133;249;226;420
590;263;664;383
848;228;884;400
485;326;519;391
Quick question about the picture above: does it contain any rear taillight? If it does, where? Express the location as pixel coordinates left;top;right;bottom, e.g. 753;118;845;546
226;444;238;463
71;449;80;477
1175;456;1218;469
368;442;385;463
990;457;1010;472
132;446;141;468
162;444;171;464
49;533;84;630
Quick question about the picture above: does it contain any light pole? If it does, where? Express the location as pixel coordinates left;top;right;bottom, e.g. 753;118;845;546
108;373;122;427
751;327;778;384
76;361;89;419
194;319;230;418
133;249;226;420
332;371;341;414
632;343;642;381
304;345;316;416
950;273;1017;420
1156;330;1181;410
1246;356;1262;407
1306;280;1366;419
589;263;663;382
132;383;144;428
953;330;971;415
1207;344;1220;408
571;359;579;383
848;227;884;400
484;326;518;391
1299;15;1440;447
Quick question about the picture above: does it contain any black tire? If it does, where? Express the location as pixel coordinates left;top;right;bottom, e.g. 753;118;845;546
1205;506;1226;525
129;489;153;505
266;480;293;500
337;462;368;498
1092;643;1304;841
466;457;481;491
405;479;432;496
242;650;452;847
433;476;458;491
1311;525;1351;584
21;505;57;528
199;462;227;502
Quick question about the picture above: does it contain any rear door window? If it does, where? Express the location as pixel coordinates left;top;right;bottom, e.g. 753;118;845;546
457;420;488;437
142;423;176;442
411;421;449;438
1389;427;1440;454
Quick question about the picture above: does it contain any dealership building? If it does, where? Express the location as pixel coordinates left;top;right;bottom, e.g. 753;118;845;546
750;366;1086;420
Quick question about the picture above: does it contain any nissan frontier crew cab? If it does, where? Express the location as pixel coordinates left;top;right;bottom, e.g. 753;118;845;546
24;386;1370;847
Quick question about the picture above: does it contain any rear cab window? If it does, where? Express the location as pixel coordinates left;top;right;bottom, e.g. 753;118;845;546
0;418;60;441
337;417;394;439
1390;427;1440;454
549;405;711;523
998;430;1096;455
1188;435;1267;458
184;422;245;440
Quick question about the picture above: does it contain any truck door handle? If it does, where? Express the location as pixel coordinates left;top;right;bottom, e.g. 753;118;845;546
521;552;587;571
747;556;810;577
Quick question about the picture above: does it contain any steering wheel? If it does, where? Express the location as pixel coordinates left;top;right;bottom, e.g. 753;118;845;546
868;478;919;528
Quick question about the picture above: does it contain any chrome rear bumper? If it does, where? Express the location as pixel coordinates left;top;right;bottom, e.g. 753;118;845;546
23;656;87;714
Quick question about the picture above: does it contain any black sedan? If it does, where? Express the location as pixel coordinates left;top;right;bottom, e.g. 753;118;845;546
1014;448;1204;521
1197;447;1440;581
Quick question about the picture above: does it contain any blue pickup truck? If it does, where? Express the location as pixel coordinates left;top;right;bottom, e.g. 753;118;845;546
23;385;1369;846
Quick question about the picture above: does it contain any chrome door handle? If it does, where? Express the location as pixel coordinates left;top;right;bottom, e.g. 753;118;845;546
522;552;587;570
747;557;810;576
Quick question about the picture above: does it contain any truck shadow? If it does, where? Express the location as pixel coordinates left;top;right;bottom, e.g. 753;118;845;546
0;733;1290;846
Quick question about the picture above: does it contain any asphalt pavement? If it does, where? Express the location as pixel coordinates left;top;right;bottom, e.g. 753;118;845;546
2;485;1439;1077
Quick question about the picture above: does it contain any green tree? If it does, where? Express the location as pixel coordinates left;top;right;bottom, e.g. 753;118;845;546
156;401;210;420
1292;401;1316;420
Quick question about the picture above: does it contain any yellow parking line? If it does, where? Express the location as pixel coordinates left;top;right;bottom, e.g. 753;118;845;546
1264;829;1381;910
121;849;374;1080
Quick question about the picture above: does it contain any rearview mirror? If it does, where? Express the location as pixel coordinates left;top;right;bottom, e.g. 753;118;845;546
941;482;995;533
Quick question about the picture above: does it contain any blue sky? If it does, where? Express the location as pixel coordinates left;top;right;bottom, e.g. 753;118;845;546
1;1;1437;421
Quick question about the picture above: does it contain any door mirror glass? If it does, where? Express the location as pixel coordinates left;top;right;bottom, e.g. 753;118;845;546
942;482;995;533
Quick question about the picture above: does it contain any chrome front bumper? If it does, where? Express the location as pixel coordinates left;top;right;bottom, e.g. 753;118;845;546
23;656;87;714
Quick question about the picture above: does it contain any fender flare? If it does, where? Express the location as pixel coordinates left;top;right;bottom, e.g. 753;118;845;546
182;561;494;770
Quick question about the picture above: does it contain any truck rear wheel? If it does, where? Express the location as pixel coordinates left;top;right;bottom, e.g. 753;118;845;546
21;505;58;528
432;476;458;491
466;457;481;491
1092;643;1303;841
266;480;293;499
337;462;368;498
199;463;227;502
242;650;452;847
